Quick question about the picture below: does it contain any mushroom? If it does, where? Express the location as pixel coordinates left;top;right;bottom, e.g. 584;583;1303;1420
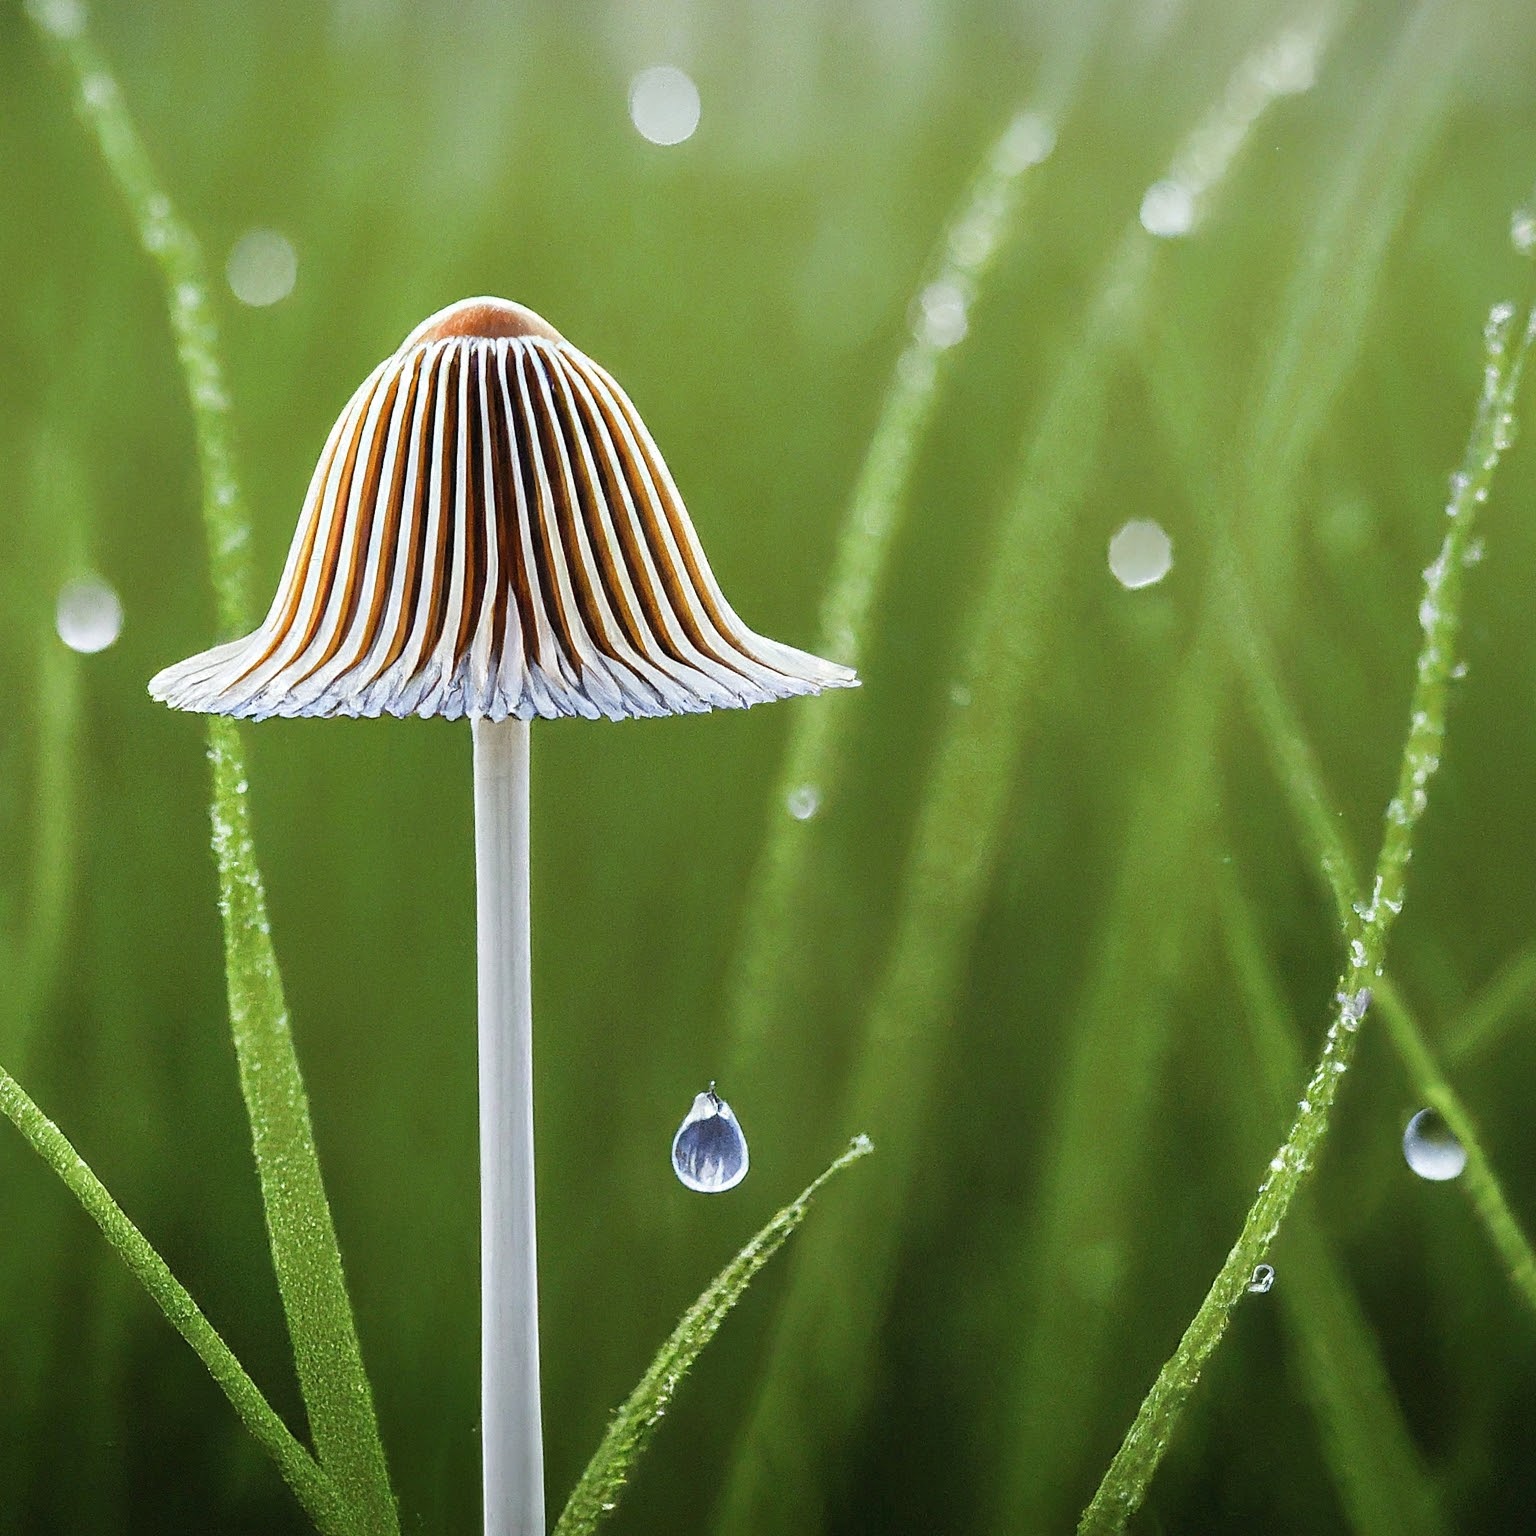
149;296;855;1536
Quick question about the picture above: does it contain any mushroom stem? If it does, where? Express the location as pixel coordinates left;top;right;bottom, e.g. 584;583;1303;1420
472;716;544;1536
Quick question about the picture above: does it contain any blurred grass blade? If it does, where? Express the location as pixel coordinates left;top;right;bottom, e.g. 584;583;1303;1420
999;7;1466;1522
25;7;396;1530
1142;214;1536;1334
723;98;1062;1077
0;1066;351;1536
1445;944;1536;1063
716;13;1338;1533
553;1136;874;1536
1219;865;1447;1536
1078;298;1536;1535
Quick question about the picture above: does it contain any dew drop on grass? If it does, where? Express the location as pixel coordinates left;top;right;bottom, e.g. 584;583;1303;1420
672;1083;748;1193
1512;207;1536;258
787;784;821;821
1403;1108;1467;1181
913;280;969;348
1247;1263;1275;1294
56;577;123;653
1108;519;1173;589
1139;179;1195;238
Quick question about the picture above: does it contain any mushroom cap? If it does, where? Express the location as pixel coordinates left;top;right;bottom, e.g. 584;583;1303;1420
149;296;856;722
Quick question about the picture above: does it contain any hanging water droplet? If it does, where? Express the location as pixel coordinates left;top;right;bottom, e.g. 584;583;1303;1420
672;1084;749;1193
786;784;821;821
1247;1263;1275;1294
1402;1108;1466;1181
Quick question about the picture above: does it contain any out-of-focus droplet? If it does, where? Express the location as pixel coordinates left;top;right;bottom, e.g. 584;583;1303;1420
226;229;298;307
672;1084;748;1193
1247;1263;1275;1295
1108;519;1173;589
1403;1108;1466;1181
56;577;123;653
1140;179;1196;238
787;784;821;821
628;65;700;146
1512;208;1536;259
913;280;968;348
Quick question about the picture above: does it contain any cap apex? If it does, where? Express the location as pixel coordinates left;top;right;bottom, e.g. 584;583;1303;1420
402;296;564;348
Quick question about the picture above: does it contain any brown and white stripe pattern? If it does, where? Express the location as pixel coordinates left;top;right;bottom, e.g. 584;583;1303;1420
150;297;856;722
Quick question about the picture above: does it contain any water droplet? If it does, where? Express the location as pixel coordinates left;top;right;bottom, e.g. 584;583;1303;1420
997;112;1056;172
672;1084;748;1193
1513;208;1536;258
628;65;700;146
227;229;298;307
1107;519;1173;589
786;785;821;821
1139;180;1195;239
56;577;123;653
913;280;968;349
1247;1263;1275;1294
1403;1108;1466;1181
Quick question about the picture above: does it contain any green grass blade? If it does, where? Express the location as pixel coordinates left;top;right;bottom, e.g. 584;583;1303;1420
25;7;396;1529
1220;866;1447;1536
0;1065;350;1536
723;99;1061;1079
1077;298;1536;1535
1444;943;1536;1063
1376;978;1536;1312
1141;202;1536;1338
552;1136;874;1536
716;15;1335;1532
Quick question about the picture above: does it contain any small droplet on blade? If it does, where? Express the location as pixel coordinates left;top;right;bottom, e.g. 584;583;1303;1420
1247;1263;1275;1295
672;1083;749;1193
1403;1108;1466;1181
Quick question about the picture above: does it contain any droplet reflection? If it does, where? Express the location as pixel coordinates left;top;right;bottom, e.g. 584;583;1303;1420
672;1084;748;1193
56;577;123;653
1403;1108;1467;1181
1247;1263;1275;1295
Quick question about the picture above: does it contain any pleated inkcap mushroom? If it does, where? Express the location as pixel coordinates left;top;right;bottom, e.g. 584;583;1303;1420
149;295;855;721
149;294;855;1536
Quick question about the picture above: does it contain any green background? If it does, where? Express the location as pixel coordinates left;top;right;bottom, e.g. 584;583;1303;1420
4;0;1536;1531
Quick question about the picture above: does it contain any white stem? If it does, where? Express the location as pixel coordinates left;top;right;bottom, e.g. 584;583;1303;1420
473;716;544;1536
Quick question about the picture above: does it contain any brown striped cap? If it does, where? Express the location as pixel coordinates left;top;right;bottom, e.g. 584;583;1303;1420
149;296;857;722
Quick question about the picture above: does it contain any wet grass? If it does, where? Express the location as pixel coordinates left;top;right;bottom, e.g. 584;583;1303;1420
5;0;1536;1532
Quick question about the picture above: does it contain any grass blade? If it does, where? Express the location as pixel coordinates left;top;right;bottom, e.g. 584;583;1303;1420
24;6;396;1528
1078;297;1536;1535
1141;195;1536;1337
0;1065;349;1535
717;14;1337;1532
723;97;1061;1079
552;1136;874;1536
1219;865;1447;1536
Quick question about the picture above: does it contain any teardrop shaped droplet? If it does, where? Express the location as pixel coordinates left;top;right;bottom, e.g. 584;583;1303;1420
1403;1108;1466;1181
672;1084;749;1193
